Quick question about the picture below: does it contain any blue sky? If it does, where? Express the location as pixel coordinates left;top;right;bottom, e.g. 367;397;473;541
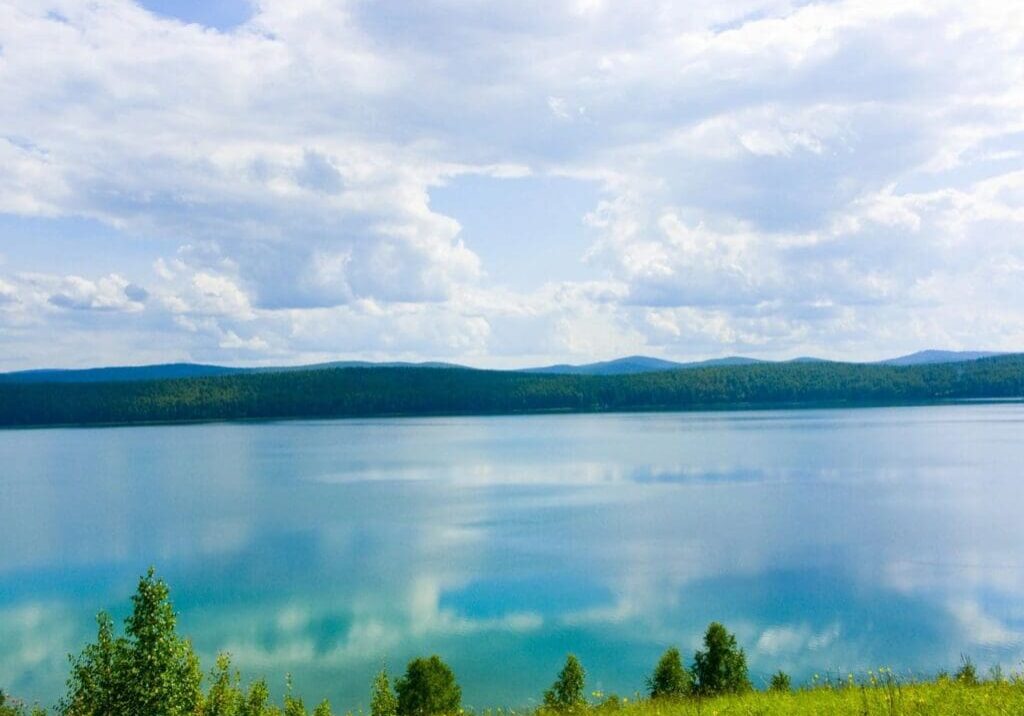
0;0;1023;369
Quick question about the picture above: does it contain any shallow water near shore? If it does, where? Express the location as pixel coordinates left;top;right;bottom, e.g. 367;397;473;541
2;404;1024;708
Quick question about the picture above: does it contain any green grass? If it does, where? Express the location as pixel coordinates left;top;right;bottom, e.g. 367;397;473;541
536;680;1024;716
6;677;1024;716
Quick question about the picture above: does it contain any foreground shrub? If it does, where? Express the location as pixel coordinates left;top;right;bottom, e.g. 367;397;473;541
371;668;398;716
543;655;587;712
395;656;461;716
768;670;791;693
61;567;202;716
956;655;980;686
647;648;691;700
692;622;751;696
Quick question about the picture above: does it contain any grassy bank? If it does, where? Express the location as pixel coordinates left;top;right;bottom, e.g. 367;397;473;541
3;570;1023;715
575;680;1024;715
6;676;1024;716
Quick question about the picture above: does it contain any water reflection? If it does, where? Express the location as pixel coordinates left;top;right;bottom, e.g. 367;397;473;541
1;406;1023;708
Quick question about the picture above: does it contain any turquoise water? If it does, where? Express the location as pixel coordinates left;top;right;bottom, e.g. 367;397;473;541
2;405;1024;708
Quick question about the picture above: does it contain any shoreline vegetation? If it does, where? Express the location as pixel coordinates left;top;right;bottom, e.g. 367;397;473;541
3;570;1023;715
1;355;1024;429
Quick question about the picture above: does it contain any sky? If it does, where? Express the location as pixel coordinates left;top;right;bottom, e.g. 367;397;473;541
0;0;1022;370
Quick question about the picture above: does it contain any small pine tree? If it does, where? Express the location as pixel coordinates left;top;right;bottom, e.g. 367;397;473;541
768;671;791;693
61;568;202;716
692;622;751;696
543;655;586;712
283;675;306;716
371;669;398;716
206;653;244;716
395;656;461;716
121;567;203;716
61;611;124;715
312;700;333;716
955;655;979;686
240;679;271;716
647;647;691;700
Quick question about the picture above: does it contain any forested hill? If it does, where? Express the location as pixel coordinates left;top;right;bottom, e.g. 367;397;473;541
1;355;1022;428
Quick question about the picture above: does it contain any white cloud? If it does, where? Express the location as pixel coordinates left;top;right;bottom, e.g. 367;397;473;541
47;273;147;312
0;0;1023;366
756;623;842;657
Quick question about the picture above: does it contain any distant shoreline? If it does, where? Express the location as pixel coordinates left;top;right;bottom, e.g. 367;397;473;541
2;356;1023;430
1;396;1023;432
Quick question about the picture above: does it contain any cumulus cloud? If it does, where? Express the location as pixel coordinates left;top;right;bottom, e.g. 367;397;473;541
47;274;147;312
0;0;1022;367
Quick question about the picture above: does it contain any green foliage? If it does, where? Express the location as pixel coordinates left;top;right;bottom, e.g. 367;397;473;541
955;655;979;686
206;653;244;716
241;680;271;716
121;567;203;716
691;623;751;696
0;692;46;716
579;679;1024;715
4;355;1024;428
283;675;306;716
394;656;461;716
647;648;690;700
22;570;1024;716
543;655;587;712
768;671;791;693
1;691;25;716
371;669;398;716
593;694;623;712
61;612;122;715
61;568;199;716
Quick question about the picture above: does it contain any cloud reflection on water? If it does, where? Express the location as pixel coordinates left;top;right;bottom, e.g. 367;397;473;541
1;407;1023;707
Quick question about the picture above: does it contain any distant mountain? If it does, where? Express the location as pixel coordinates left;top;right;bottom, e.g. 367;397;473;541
0;360;459;384
522;355;764;375
0;363;248;384
0;350;1016;384
787;356;832;364
523;355;684;375
880;350;1008;367
258;360;460;373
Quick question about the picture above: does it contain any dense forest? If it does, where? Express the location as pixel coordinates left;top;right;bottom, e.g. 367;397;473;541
1;355;1022;428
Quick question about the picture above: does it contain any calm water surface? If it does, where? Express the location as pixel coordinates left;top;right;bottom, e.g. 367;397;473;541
2;405;1024;707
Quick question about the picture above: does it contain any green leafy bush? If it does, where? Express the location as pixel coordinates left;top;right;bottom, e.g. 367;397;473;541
543;655;587;712
371;669;398;716
647;648;691;700
768;671;791;693
692;623;751;696
395;657;462;716
61;567;202;716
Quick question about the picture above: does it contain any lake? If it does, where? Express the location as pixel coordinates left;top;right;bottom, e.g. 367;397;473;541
2;404;1023;708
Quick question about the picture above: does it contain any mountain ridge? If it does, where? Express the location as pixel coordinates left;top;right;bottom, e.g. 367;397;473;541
0;350;1013;383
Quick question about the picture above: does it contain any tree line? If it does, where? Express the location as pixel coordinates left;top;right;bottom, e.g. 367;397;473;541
0;569;996;716
1;356;1023;427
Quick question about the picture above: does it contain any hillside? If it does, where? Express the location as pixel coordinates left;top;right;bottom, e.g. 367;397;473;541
0;362;246;384
3;349;1010;384
879;349;1007;366
1;354;1022;428
522;355;765;375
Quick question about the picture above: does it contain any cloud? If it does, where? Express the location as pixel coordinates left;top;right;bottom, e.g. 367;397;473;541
947;601;1019;648
756;623;842;657
0;0;1022;367
47;273;147;312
